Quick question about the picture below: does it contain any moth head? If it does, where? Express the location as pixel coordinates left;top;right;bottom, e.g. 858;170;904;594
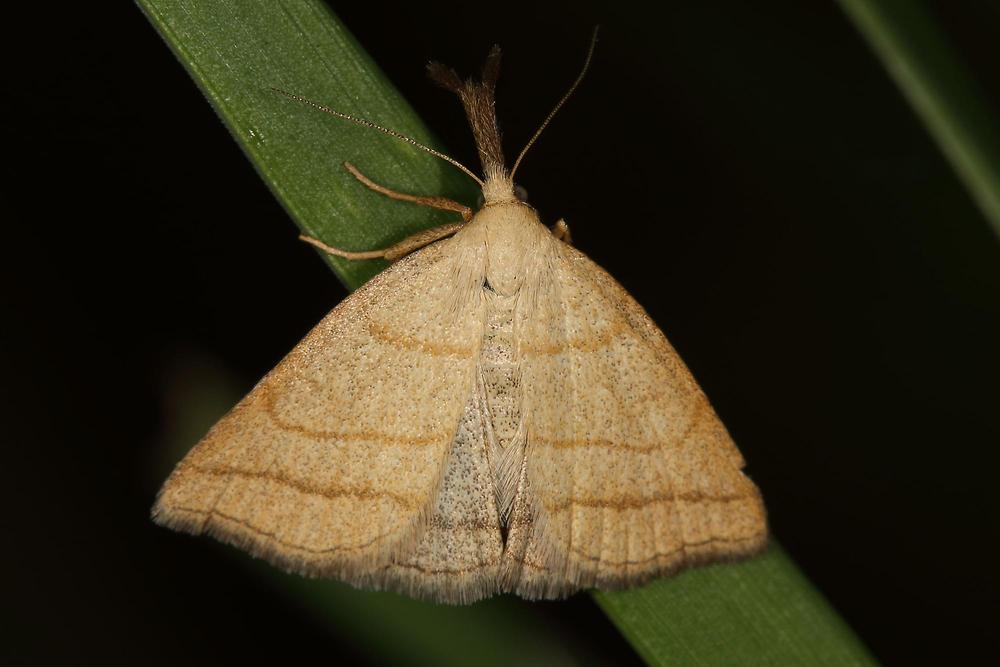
476;183;529;209
479;171;518;206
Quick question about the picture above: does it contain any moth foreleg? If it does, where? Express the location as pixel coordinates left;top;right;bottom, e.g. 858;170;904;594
344;161;473;222
300;222;466;263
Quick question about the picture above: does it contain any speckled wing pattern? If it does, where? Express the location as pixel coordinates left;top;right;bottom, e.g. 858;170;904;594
502;239;767;599
151;237;493;589
154;222;765;603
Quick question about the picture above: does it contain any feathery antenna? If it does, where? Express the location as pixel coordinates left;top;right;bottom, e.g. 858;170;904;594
271;88;484;186
510;27;599;179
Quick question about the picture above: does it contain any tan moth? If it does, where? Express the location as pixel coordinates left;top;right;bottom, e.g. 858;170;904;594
152;34;767;604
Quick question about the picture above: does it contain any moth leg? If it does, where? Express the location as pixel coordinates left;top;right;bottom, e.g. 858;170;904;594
345;161;473;222
551;218;572;245
300;160;473;263
300;222;466;262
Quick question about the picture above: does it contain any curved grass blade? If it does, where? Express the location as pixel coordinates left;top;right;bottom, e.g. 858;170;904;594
838;0;1000;239
137;0;877;664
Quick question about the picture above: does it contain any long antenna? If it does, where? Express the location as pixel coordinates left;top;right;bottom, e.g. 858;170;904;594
271;88;484;186
510;27;599;179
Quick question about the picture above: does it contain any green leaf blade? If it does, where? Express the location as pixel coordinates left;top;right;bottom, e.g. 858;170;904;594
597;544;875;666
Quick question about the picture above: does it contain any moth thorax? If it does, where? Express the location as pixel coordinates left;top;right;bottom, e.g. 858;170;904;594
481;172;516;204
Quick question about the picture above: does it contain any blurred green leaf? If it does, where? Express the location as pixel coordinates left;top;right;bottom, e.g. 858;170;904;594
138;0;876;664
838;0;1000;239
277;575;577;667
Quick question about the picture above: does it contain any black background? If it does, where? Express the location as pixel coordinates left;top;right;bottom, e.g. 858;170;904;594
4;2;1000;665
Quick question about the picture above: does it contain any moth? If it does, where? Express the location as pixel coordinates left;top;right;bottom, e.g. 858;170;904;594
153;36;767;604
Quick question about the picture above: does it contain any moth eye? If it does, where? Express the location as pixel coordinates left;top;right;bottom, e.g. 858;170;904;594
476;192;485;209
